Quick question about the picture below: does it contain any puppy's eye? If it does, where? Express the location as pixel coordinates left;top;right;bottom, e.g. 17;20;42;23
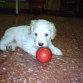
45;33;48;36
34;33;37;36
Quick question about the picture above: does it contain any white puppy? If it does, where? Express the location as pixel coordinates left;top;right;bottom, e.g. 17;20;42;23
0;19;62;57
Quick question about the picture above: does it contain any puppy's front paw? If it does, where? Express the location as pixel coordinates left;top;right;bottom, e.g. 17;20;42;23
52;48;63;56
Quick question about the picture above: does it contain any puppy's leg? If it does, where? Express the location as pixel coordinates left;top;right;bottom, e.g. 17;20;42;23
49;42;62;55
6;42;17;51
28;48;37;57
0;35;14;51
22;44;37;57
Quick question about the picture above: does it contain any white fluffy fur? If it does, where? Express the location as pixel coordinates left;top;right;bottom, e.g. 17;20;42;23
0;19;62;57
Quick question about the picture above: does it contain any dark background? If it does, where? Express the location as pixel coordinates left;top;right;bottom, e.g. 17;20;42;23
0;0;83;17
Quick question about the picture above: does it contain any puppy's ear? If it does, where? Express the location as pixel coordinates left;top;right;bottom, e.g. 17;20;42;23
50;22;56;40
30;20;37;33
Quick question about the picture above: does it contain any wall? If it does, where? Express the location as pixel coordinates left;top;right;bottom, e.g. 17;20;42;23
0;0;60;11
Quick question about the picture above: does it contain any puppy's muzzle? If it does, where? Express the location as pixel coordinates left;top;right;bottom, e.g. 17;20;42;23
38;42;43;46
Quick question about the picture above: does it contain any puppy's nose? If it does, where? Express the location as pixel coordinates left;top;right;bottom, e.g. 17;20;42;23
38;43;43;46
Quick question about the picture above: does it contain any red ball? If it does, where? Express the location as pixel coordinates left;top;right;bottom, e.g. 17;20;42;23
36;47;52;63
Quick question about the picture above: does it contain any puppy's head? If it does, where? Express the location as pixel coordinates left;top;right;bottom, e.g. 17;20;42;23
30;19;56;47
